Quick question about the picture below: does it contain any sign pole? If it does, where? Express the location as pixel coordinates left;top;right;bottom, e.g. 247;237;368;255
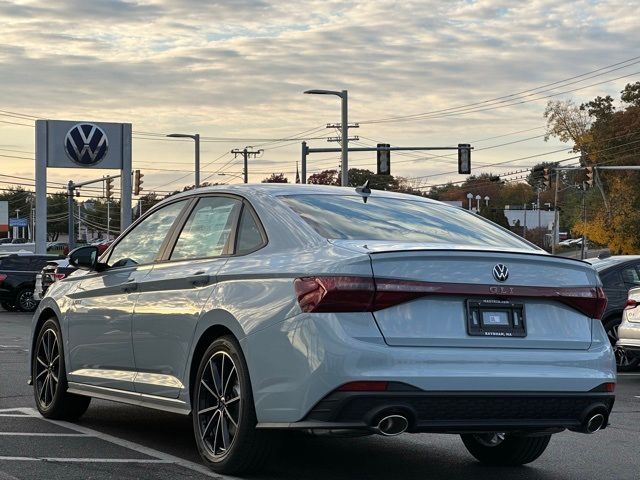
120;123;133;230
35;120;48;254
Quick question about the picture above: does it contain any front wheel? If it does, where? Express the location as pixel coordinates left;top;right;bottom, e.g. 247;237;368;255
461;433;551;466
33;319;91;420
192;335;279;474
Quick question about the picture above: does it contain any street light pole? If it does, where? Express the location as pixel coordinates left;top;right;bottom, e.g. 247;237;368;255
166;133;201;187
466;192;473;210
304;89;349;186
475;195;481;212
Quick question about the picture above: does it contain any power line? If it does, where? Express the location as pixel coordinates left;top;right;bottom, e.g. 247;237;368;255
358;56;640;124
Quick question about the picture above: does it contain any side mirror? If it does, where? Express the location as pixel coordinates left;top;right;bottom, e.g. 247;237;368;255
68;245;99;271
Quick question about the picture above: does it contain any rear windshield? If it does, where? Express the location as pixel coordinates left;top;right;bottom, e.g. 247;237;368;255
281;194;536;250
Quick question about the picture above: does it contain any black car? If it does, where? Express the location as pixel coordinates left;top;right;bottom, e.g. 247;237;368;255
587;255;640;371
0;254;63;312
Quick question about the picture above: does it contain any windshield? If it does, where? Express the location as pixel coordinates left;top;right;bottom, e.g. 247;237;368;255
281;194;537;250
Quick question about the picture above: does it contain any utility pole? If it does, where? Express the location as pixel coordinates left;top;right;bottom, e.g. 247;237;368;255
537;188;542;246
552;170;560;254
67;181;75;250
580;185;586;259
231;147;262;183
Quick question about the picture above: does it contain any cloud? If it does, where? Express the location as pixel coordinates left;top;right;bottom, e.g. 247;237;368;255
0;0;638;189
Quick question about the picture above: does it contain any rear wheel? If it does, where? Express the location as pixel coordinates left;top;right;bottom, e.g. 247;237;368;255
604;317;640;371
461;433;551;466
16;288;38;312
33;319;91;420
192;335;279;474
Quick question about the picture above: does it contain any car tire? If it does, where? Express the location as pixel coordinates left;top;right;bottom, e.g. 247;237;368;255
16;288;38;313
33;319;91;420
1;301;17;312
603;317;640;372
192;335;280;474
461;433;551;466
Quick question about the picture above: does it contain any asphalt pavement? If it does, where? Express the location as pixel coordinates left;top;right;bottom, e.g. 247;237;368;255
1;310;639;480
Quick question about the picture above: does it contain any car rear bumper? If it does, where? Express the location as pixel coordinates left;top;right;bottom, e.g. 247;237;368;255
242;314;617;424
258;390;615;433
618;321;640;351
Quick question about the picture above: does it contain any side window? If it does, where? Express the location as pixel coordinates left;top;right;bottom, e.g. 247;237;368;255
170;197;241;261
108;200;188;268
236;207;264;255
601;270;624;288
621;266;640;286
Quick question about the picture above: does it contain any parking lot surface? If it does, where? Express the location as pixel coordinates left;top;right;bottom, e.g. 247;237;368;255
1;310;639;479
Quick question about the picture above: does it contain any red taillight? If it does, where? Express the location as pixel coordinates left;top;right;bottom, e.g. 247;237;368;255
337;381;388;392
625;299;638;310
294;276;375;313
0;273;6;283
294;276;609;318
604;382;615;393
54;273;67;281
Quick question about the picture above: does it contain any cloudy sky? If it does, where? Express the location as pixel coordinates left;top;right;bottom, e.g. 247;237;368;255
1;0;639;195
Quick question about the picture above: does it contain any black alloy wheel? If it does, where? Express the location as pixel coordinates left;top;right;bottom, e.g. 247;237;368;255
192;335;279;474
33;319;91;419
16;288;38;312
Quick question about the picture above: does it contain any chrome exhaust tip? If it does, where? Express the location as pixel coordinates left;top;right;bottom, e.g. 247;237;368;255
585;413;605;434
372;415;408;436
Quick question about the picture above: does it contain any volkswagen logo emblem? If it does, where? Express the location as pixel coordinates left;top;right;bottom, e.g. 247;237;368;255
64;123;109;166
492;264;509;282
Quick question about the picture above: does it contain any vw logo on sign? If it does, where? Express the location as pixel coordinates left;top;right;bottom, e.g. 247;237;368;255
64;123;109;166
492;264;509;282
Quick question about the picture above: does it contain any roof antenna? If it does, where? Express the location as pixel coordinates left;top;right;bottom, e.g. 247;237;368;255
355;179;371;203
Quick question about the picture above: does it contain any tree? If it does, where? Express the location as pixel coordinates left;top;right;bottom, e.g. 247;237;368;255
343;168;399;190
543;100;591;152
261;173;289;183
307;169;339;185
621;81;640;107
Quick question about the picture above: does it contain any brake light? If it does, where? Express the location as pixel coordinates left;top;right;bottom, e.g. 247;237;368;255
0;273;6;283
54;273;67;281
625;299;638;310
294;276;608;318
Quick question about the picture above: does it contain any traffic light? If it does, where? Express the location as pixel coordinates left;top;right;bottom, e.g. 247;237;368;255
458;144;471;174
105;177;114;200
543;168;551;189
134;170;144;195
377;144;391;175
586;166;594;188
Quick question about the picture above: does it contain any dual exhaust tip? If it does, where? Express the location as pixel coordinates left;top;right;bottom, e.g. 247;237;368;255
371;410;607;436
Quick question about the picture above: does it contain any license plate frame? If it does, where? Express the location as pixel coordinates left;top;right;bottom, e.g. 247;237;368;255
466;299;527;337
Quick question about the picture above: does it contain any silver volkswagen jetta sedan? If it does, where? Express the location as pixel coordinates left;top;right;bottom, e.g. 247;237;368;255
29;184;616;474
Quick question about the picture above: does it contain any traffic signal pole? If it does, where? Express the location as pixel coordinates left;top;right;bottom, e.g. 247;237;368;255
66;174;121;251
300;144;473;184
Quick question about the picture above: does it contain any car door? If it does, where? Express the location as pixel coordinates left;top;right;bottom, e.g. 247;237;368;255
131;195;243;398
65;199;190;391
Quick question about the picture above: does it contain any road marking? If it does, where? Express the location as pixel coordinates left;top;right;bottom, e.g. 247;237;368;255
0;456;171;463
0;414;31;418
617;373;640;376
21;408;227;479
0;432;87;437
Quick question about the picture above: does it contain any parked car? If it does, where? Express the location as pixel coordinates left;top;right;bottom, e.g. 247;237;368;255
30;184;615;475
33;259;73;302
586;255;640;370
0;238;12;245
0;253;63;311
617;287;640;360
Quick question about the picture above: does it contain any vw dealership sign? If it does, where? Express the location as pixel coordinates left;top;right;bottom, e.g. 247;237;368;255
34;119;132;254
43;120;127;169
64;123;109;166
